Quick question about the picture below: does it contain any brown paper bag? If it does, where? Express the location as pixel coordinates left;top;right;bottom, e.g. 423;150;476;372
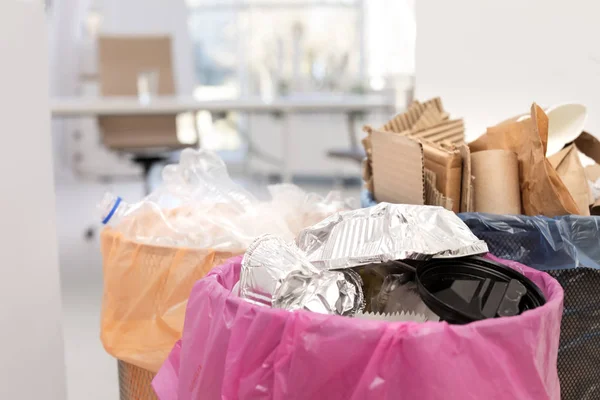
548;145;591;216
470;103;580;216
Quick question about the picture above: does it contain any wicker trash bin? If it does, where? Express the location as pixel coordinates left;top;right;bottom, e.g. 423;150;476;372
118;360;157;400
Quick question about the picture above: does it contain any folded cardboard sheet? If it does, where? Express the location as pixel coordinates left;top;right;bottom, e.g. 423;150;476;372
371;129;425;205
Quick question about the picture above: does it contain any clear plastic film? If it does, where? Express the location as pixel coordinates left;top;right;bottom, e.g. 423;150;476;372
98;148;354;252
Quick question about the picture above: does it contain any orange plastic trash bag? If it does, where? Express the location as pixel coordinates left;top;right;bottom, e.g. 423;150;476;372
100;227;237;372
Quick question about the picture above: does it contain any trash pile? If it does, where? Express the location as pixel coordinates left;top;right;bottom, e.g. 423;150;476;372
363;98;600;217
236;203;546;324
151;203;563;400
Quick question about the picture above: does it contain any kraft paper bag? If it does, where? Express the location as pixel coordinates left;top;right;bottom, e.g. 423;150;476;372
548;145;591;216
470;103;580;217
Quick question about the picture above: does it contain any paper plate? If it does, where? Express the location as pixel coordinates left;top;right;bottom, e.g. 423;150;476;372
518;103;587;156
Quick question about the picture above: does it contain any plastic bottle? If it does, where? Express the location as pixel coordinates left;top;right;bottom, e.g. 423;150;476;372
98;192;130;226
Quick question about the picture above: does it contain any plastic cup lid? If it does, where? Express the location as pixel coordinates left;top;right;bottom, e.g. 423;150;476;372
416;256;546;324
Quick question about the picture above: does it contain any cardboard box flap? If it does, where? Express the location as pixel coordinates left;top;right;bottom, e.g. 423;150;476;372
548;144;591;216
371;130;425;205
422;142;462;213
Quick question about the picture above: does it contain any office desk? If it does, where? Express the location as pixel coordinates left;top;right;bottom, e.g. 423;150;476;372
51;96;396;182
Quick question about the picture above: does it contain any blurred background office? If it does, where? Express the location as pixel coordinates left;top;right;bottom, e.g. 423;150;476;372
47;1;415;398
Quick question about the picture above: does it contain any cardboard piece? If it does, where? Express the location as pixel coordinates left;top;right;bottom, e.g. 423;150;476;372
459;145;474;212
371;130;425;205
548;145;591;216
424;169;453;211
422;143;462;212
382;98;444;133
471;150;521;214
470;103;580;217
412;119;464;142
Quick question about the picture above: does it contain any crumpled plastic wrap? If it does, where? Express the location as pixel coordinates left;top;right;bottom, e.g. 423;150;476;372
102;148;354;252
240;234;364;315
153;255;563;400
296;202;488;269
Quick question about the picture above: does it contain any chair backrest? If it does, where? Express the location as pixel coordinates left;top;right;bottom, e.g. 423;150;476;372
97;35;183;150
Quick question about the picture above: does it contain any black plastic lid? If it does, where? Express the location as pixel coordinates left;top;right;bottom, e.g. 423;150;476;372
416;256;546;324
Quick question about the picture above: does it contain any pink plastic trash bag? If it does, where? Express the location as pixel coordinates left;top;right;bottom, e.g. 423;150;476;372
153;255;563;400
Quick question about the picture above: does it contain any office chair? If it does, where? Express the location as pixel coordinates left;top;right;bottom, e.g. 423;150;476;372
97;35;196;194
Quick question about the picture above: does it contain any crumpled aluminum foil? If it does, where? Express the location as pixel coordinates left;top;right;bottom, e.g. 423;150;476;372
296;202;488;269
239;234;319;307
273;268;364;315
239;234;364;315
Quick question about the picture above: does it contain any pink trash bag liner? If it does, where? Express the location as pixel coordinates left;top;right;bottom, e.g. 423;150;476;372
153;255;563;400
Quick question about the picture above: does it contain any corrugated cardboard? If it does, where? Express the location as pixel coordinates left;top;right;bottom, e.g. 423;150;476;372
422;142;462;212
471;150;521;214
424;169;453;210
459;145;474;212
548;144;591;216
98;35;182;150
412;119;465;144
364;97;464;208
382;98;444;133
470;103;580;217
371;130;425;205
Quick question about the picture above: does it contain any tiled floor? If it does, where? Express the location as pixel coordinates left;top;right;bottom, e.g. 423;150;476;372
56;168;360;400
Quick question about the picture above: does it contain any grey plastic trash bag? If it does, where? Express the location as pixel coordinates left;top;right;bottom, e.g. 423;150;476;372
459;213;600;271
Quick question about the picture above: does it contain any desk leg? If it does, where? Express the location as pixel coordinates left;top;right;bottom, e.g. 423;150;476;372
281;113;292;183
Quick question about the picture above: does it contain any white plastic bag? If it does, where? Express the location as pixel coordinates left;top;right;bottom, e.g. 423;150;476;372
99;148;354;252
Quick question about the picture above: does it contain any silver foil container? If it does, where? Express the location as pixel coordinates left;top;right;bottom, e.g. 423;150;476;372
295;202;488;269
239;234;319;307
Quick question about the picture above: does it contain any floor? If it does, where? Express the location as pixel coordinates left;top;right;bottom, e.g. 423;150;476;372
57;166;360;400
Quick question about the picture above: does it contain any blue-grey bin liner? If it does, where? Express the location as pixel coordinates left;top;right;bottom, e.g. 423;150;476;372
361;189;600;399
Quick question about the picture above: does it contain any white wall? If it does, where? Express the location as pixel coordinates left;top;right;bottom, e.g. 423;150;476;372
416;0;600;141
0;2;66;399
